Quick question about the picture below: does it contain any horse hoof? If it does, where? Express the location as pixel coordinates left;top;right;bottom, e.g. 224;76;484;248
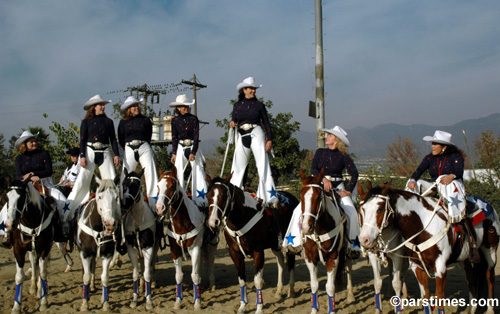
287;290;295;298
12;308;21;314
90;286;96;293
347;295;355;303
174;300;182;309
146;301;153;310
130;301;137;309
64;265;72;273
80;303;88;312
39;303;48;311
151;281;156;289
102;301;110;311
274;291;283;299
194;302;202;310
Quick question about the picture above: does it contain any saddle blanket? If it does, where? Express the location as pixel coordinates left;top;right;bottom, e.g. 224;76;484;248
466;196;495;226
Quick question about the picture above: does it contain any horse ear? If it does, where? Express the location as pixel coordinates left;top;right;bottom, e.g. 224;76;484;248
137;167;145;178
124;168;129;177
357;183;366;201
300;169;306;180
159;168;164;177
205;174;212;183
225;172;233;184
381;180;392;195
114;174;120;186
366;180;372;190
95;175;102;185
172;165;177;178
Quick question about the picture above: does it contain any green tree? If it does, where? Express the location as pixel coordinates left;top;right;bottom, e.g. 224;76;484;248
0;133;15;202
214;98;308;188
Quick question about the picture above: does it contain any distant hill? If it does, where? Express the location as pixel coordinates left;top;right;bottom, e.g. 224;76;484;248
296;113;500;161
203;113;500;164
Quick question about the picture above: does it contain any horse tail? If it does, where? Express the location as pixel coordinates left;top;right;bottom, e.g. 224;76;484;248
335;246;347;291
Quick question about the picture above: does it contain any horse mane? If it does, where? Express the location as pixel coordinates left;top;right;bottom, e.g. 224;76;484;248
207;177;227;191
96;179;117;192
25;182;42;209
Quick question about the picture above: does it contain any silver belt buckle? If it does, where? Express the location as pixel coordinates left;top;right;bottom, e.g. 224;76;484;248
240;124;252;131
183;139;193;146
130;140;142;146
93;142;104;149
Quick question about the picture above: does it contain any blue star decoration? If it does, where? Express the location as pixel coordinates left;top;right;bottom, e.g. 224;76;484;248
352;236;361;249
449;195;462;208
197;189;207;199
267;187;277;199
286;233;295;245
0;221;5;231
63;202;71;213
152;196;158;204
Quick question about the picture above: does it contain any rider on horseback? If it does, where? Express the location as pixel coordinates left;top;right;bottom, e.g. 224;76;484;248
407;130;480;263
1;130;68;249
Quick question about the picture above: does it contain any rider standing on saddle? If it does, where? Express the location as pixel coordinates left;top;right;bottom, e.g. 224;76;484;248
1;131;68;248
58;147;80;197
406;130;480;263
64;95;120;223
118;96;158;209
229;77;278;207
311;126;361;257
170;94;208;207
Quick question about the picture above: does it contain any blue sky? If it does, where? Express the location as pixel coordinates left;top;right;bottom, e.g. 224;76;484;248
1;0;499;146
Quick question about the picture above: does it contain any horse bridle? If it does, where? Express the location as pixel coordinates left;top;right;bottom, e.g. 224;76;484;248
301;184;327;229
122;176;143;208
359;194;394;236
157;174;182;217
7;186;30;228
208;182;235;220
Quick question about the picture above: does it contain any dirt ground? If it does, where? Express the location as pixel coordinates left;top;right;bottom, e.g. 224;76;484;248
0;234;499;314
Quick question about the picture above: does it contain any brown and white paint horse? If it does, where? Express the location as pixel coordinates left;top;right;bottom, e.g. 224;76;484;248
299;169;353;314
5;179;55;314
75;176;121;312
156;167;206;310
358;181;500;314
358;183;408;313
207;174;297;314
121;168;160;309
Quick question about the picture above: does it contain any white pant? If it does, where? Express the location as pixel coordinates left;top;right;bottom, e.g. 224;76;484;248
407;177;466;223
0;179;67;235
174;144;208;207
121;143;159;208
230;126;277;205
65;147;116;221
337;182;360;249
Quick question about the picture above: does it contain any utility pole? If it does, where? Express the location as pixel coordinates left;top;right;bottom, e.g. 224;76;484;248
181;74;207;116
315;0;326;149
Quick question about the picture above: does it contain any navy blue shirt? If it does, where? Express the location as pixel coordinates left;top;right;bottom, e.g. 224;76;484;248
231;97;273;141
15;149;52;181
311;148;359;192
79;114;119;157
118;114;152;149
412;152;464;182
171;113;200;155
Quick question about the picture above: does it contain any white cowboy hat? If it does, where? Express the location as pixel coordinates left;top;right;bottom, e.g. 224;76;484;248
169;94;195;107
423;130;455;146
83;94;112;110
236;76;262;93
15;130;38;148
120;96;142;114
321;126;350;147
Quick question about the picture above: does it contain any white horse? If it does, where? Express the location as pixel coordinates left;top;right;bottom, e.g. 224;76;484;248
156;168;206;310
121;168;159;309
75;176;121;312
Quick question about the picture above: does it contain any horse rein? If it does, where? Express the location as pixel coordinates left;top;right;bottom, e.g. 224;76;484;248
208;182;235;220
157;175;182;217
301;184;326;229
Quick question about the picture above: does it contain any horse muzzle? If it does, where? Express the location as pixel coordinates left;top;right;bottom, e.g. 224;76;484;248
156;204;166;216
103;220;116;234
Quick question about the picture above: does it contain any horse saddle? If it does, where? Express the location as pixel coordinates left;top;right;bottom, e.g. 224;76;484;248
32;183;54;207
